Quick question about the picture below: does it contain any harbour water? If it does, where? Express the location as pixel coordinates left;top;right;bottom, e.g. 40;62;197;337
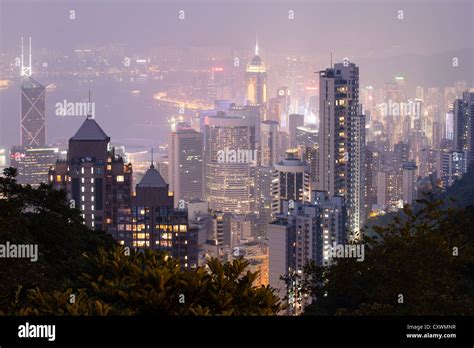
0;75;174;151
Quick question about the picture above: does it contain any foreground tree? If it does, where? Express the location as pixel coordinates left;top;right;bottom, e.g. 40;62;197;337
14;247;281;315
0;168;115;312
0;168;281;315
302;197;474;315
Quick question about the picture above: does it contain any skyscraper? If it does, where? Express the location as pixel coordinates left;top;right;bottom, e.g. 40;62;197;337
245;40;267;106
453;92;474;170
20;38;46;147
50;117;132;231
260;120;280;167
271;150;310;216
288;114;304;148
402;162;417;205
317;62;366;235
268;193;345;314
10;146;59;187
204;112;256;214
129;163;199;269
169;125;204;207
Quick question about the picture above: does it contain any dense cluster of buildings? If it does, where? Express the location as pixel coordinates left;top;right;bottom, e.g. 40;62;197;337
4;38;474;315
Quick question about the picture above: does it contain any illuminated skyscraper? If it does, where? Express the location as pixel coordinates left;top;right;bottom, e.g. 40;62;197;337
402;162;417;205
288;114;304;148
204;112;256;214
271;150;311;216
260;120;280;167
50;117;132;231
169;125;204;207
268;193;345;315
20;37;46;147
129;164;199;269
246;39;267;106
317;62;365;236
453;92;474;170
10;146;59;187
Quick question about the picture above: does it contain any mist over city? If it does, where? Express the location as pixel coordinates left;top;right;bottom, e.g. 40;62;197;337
0;0;473;345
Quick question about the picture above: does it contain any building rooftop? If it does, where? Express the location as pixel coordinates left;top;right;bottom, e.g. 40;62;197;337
137;164;167;188
21;76;45;90
70;118;110;142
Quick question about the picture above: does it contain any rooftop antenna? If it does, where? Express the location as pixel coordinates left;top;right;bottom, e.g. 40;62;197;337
255;34;259;56
330;52;333;68
87;90;92;119
20;37;32;77
150;147;154;169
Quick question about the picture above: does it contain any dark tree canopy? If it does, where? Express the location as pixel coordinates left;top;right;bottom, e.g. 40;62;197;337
302;197;474;315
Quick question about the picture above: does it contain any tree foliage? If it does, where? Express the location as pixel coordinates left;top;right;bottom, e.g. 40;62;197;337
302;196;474;315
0;168;115;312
14;248;281;316
0;168;281;316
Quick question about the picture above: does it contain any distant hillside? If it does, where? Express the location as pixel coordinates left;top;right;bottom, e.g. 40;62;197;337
364;165;474;236
441;165;474;208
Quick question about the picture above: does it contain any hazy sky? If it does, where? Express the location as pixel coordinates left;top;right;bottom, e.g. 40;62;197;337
0;0;473;149
1;0;472;60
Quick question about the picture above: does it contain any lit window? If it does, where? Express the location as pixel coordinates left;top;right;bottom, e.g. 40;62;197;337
91;178;94;184
81;196;85;202
91;167;94;174
56;175;62;182
81;168;84;174
91;196;94;202
81;178;85;183
82;205;85;210
81;186;85;192
107;165;112;170
91;187;94;193
91;205;95;211
117;175;124;182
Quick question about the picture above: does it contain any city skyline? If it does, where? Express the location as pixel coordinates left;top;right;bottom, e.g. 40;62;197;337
0;2;474;341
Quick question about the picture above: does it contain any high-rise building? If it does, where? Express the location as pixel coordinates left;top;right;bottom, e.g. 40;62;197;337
364;146;380;214
268;98;282;123
288;114;304;148
439;149;464;188
10;146;59;187
453;92;474;170
204;113;256;214
268;192;345;314
20;38;46;147
49;117;133;231
130;164;198;269
402;162;417;205
376;168;402;210
277;87;291;128
295;126;318;146
260;120;280;167
271;150;310;215
0;148;7;175
169;126;204;207
268;214;295;312
245;40;267;106
317;62;366;235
